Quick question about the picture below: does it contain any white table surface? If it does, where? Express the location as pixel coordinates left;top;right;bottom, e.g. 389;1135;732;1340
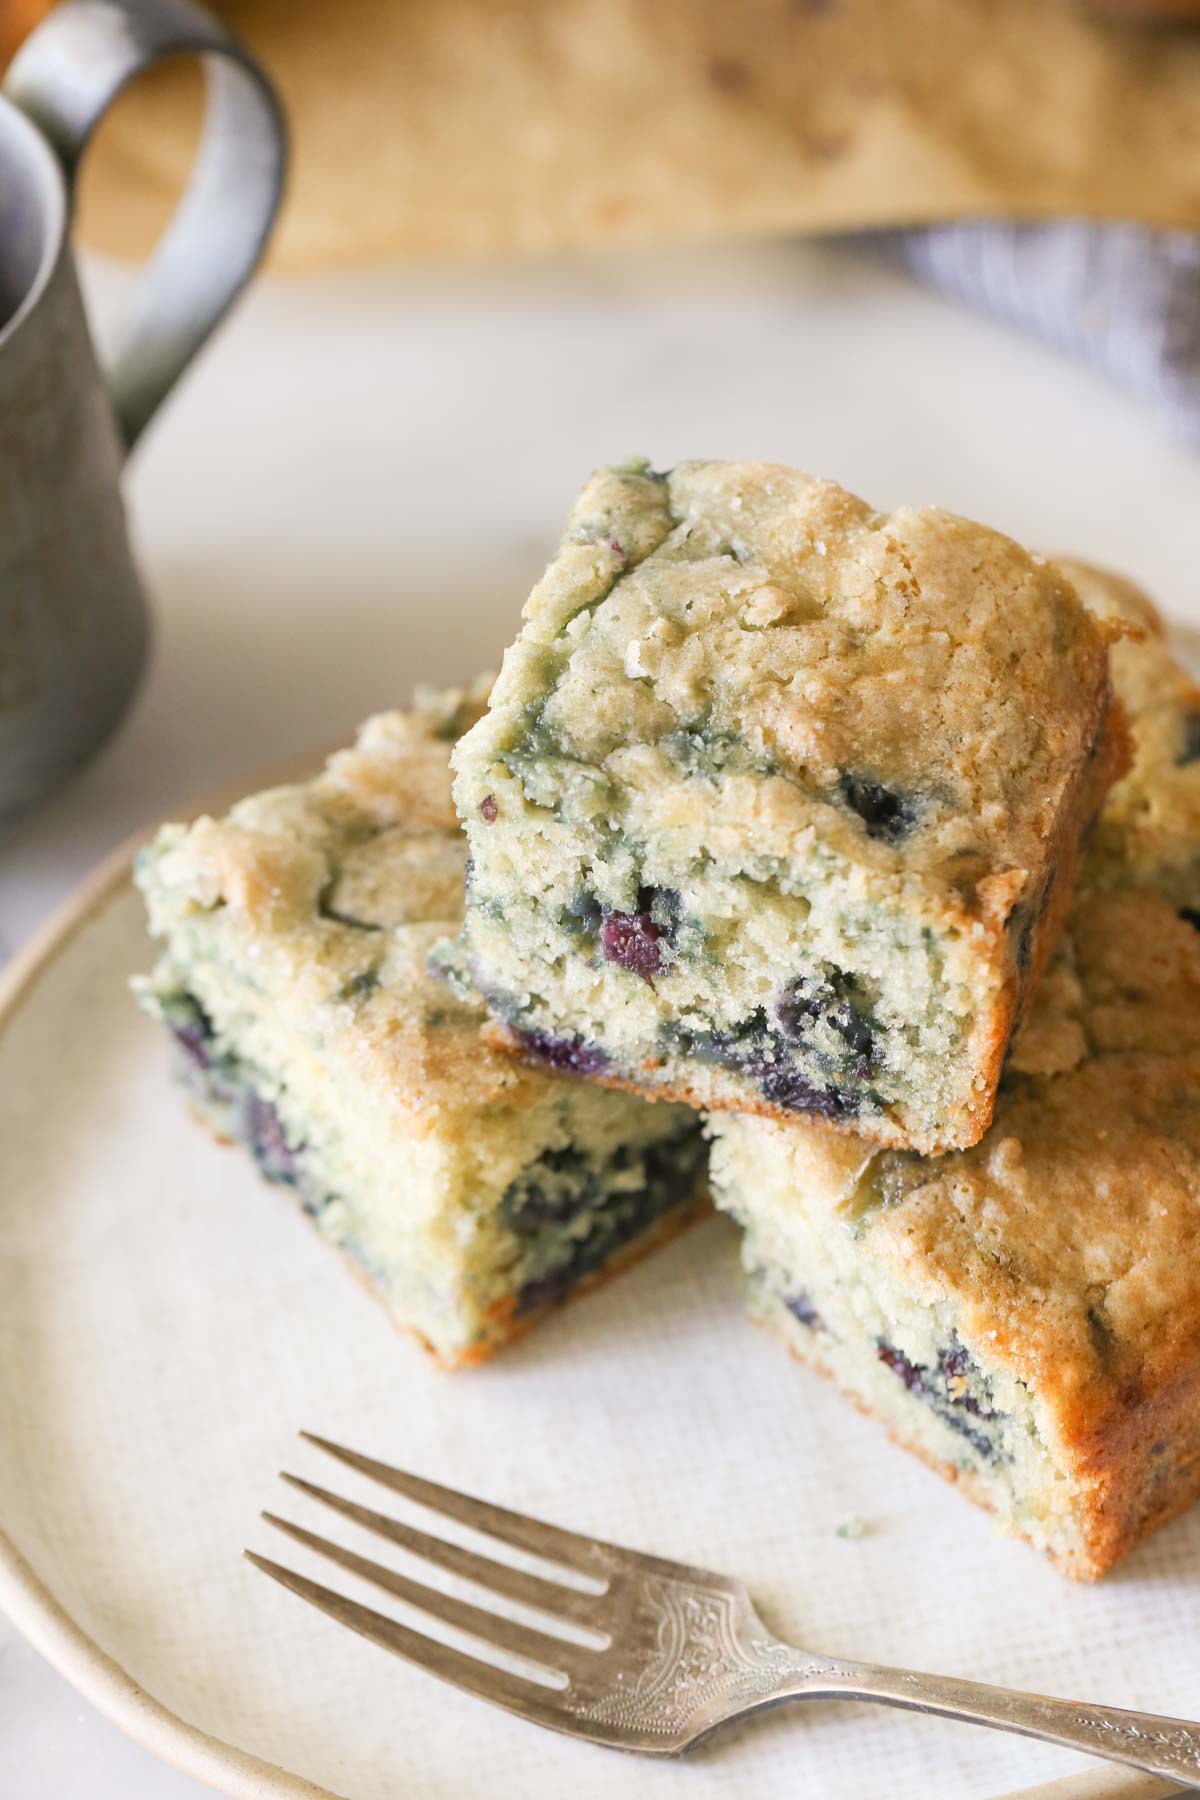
2;241;1198;1799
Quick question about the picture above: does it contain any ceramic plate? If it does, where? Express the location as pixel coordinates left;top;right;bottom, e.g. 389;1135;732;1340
1;772;1197;1800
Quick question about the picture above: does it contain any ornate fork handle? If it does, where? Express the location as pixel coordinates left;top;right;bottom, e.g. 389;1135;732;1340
794;1658;1200;1783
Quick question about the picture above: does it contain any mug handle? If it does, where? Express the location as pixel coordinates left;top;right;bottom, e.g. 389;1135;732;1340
3;0;287;451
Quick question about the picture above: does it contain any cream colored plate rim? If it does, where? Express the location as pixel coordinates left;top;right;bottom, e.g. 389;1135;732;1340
0;784;1189;1800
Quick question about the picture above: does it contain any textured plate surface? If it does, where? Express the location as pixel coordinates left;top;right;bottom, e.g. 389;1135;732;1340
0;842;1196;1800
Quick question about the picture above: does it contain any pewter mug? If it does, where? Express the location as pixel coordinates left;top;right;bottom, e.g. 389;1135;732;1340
0;0;286;827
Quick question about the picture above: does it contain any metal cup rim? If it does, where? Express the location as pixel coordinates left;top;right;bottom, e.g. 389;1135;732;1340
0;94;68;354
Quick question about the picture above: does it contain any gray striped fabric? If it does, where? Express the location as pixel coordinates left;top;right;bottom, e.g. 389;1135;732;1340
880;222;1200;446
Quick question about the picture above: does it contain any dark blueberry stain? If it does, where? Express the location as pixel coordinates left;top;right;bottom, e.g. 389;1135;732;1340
599;885;680;981
838;774;916;844
877;1338;998;1460
677;1008;863;1121
776;968;875;1078
785;1292;824;1331
513;1028;610;1078
164;992;304;1186
170;1018;212;1072
756;1058;858;1120
245;1092;302;1185
164;992;216;1071
878;1342;925;1395
164;977;702;1336
506;1129;706;1316
1178;713;1200;767
512;1271;573;1317
503;1148;590;1229
602;909;665;979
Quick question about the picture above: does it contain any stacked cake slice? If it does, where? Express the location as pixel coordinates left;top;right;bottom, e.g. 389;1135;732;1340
138;459;1200;1575
135;683;706;1369
450;461;1125;1152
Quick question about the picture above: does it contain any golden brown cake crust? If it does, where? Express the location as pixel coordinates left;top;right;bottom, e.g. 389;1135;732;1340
473;461;1122;904
966;681;1132;1140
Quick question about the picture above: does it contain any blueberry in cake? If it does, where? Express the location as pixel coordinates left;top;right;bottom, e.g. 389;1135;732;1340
135;683;706;1369
451;460;1128;1155
708;565;1200;1577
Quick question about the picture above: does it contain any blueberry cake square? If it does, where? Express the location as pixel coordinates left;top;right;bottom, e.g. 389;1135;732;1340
451;461;1127;1154
708;566;1200;1577
135;684;706;1369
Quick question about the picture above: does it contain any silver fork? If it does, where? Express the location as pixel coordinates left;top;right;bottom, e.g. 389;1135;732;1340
248;1434;1200;1784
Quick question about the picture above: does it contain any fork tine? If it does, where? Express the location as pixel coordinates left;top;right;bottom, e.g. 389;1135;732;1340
245;1553;568;1728
262;1513;595;1674
300;1432;614;1575
299;1433;735;1595
280;1473;605;1626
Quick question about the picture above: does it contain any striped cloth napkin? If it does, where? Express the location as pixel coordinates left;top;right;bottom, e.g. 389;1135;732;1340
883;222;1200;447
